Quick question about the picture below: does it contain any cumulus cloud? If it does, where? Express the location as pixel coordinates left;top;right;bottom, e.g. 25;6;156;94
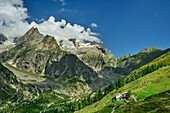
91;23;98;28
32;16;100;44
0;0;100;46
0;0;31;37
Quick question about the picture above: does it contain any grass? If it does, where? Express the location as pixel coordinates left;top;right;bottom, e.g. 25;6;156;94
77;66;170;113
4;62;43;78
115;90;170;113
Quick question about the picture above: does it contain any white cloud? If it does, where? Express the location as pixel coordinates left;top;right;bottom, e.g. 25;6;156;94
91;23;98;28
0;0;100;46
0;0;31;37
59;0;67;6
52;0;67;6
38;18;44;22
59;8;65;12
32;16;100;44
58;8;78;13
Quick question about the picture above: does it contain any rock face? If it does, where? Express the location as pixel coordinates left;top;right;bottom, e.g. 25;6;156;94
45;54;98;84
0;27;107;93
0;33;8;43
0;28;59;75
0;63;21;103
62;41;117;72
61;40;122;88
0;34;16;53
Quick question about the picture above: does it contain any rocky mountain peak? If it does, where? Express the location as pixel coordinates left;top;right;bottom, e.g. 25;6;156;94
25;27;40;36
16;27;44;46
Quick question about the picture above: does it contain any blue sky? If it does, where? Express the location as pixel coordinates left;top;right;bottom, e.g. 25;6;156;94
6;0;170;58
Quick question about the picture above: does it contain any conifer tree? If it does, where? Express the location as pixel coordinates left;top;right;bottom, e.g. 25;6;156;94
113;83;117;89
79;102;83;109
135;73;140;79
98;89;103;100
118;78;124;87
87;96;92;104
131;74;135;81
72;102;79;111
104;87;108;95
83;98;89;105
153;64;157;71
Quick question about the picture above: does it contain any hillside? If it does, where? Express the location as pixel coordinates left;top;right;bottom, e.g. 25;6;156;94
77;65;170;113
0;63;21;103
0;62;72;112
115;47;168;75
125;50;170;82
114;90;170;113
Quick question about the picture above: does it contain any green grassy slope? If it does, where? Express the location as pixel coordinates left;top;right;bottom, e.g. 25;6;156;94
77;65;170;113
115;90;170;113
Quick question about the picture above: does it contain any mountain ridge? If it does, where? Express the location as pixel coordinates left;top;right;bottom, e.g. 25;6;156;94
0;27;169;112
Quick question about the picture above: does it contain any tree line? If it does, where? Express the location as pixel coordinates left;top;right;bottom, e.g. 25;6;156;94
55;62;167;112
126;62;167;83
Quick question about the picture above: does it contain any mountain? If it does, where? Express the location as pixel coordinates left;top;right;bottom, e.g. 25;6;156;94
0;27;169;112
125;49;170;82
64;40;168;77
0;28;168;93
61;40;122;84
0;27;119;95
115;47;167;75
0;27;123;112
78;65;170;113
62;41;117;71
77;51;170;113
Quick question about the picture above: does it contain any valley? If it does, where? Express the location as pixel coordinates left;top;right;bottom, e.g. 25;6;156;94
0;27;169;113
